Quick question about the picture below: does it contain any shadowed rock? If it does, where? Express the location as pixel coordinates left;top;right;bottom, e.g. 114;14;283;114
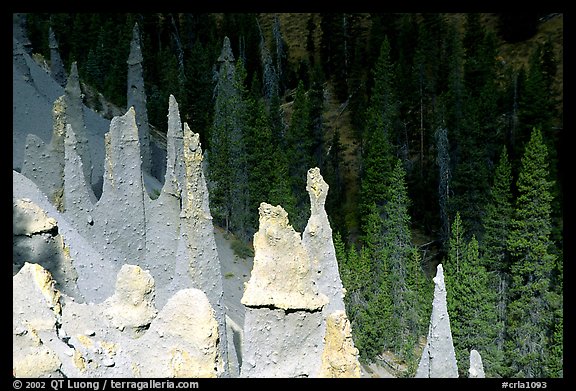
14;170;111;301
127;23;151;174
469;349;486;378
415;263;459;378
13;14;32;53
13;198;57;237
21;96;67;210
49;27;66;87
302;167;346;314
13;37;32;83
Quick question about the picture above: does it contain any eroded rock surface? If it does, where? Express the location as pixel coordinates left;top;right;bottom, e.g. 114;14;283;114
242;203;328;311
415;263;459;378
302;167;346;314
14;263;222;378
469;349;486;378
127;23;151;174
240;203;329;377
319;310;361;378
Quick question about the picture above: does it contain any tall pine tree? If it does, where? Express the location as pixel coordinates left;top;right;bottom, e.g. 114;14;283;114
208;37;250;240
505;128;557;377
446;213;501;376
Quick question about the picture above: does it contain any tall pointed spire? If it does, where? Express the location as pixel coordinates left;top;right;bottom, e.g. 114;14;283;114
48;27;66;87
127;22;151;174
415;263;459;378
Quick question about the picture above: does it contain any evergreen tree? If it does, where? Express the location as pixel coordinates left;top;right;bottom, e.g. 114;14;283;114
208;37;250;240
481;146;514;359
285;80;314;232
505;128;557;377
446;214;501;376
184;38;215;146
482;146;514;272
381;160;417;357
359;37;398;235
245;95;275;234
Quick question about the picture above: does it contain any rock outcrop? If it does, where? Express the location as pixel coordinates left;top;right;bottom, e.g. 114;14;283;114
242;203;328;311
48;27;66;87
130;289;222;378
102;265;158;337
13;263;64;378
302;167;346;314
240;203;329;377
415;263;459;378
13;170;113;300
469;349;486;378
21;95;66;210
127;22;151;174
64;63;93;186
13;263;222;378
319;310;361;378
22;61;94;210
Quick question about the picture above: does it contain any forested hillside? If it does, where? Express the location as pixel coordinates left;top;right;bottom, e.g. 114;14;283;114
24;13;563;377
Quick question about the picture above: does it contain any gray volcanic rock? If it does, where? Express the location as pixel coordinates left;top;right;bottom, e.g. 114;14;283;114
97;107;147;266
469;349;486;378
302;167;346;314
48;27;66;87
415;263;459;378
21;96;66;210
14;262;223;378
241;307;325;377
127;23;151;174
131;289;222;377
13;263;65;378
13;171;108;301
240;203;329;377
102;264;158;337
64;63;93;186
13;14;31;53
13;198;58;237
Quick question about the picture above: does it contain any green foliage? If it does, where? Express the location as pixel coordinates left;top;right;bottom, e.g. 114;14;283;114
359;37;398;236
284;80;314;232
482;146;514;272
445;213;503;376
505;128;558;377
208;44;251;240
230;238;254;259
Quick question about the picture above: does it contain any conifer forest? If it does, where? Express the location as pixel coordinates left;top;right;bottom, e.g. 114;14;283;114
23;13;563;377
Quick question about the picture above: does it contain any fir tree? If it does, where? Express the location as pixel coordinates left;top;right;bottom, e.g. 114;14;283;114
208;37;250;240
359;37;397;235
505;128;557;377
481;145;514;361
446;214;502;376
285;80;314;232
381;159;417;357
